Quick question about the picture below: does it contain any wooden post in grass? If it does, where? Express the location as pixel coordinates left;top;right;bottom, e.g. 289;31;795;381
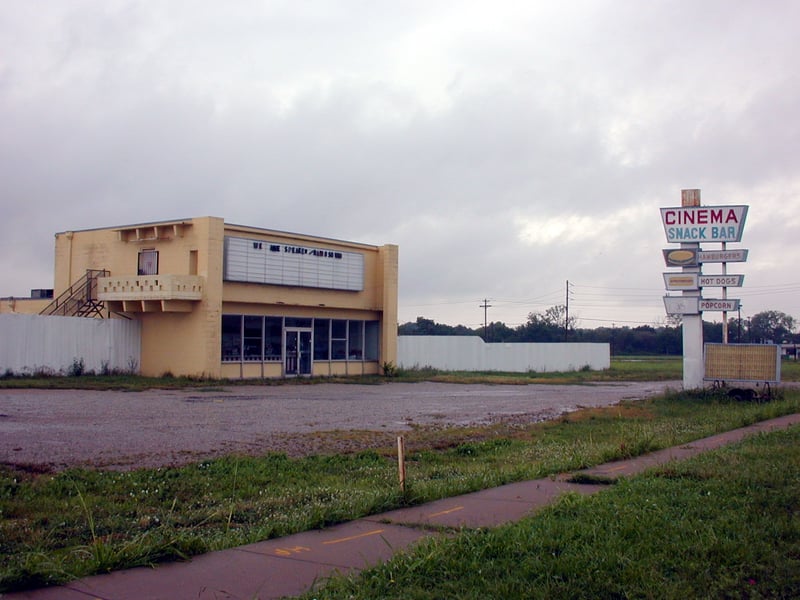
397;436;406;493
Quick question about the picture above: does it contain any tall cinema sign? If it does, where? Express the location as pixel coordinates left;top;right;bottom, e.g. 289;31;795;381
661;206;748;243
661;202;748;317
660;190;749;389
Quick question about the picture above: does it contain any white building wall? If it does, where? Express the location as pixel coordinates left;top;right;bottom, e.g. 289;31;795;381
0;314;141;374
398;336;610;372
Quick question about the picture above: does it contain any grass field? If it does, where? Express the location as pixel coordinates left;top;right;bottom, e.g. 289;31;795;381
306;426;800;599
2;356;798;390
1;357;799;593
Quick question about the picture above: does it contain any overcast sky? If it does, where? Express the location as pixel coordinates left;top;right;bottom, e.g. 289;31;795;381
2;1;798;329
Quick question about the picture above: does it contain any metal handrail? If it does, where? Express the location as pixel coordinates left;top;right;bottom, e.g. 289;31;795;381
39;269;109;317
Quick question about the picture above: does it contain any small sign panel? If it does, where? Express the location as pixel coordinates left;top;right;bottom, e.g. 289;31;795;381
661;205;748;243
663;248;699;267
664;296;700;315
704;343;781;383
698;249;749;263
699;274;745;288
699;298;740;312
664;273;699;291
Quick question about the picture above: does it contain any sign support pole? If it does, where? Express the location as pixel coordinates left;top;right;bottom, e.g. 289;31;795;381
681;268;704;388
682;310;704;389
680;190;704;389
721;242;728;343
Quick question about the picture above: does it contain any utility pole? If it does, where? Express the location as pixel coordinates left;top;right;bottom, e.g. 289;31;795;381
565;280;573;341
479;299;492;342
738;304;743;342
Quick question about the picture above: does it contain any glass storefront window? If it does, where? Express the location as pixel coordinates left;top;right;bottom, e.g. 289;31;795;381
365;321;379;361
331;339;347;360
348;320;364;360
285;317;312;328
314;319;330;360
243;316;263;361
221;315;379;365
331;319;347;360
221;315;242;362
264;317;282;361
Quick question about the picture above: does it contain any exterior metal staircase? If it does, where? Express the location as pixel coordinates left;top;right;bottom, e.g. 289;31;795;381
39;269;109;318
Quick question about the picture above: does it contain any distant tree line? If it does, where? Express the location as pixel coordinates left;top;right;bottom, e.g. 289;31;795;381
398;307;798;356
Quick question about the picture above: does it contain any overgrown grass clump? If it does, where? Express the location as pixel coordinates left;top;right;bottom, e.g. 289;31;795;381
308;426;800;599
1;388;799;592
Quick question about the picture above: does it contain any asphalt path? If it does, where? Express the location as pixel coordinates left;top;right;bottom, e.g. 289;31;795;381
0;381;680;471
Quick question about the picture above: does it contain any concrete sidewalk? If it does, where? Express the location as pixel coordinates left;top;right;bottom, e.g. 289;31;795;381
5;413;799;600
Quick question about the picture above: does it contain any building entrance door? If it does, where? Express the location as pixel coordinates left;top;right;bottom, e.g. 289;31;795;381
284;329;312;376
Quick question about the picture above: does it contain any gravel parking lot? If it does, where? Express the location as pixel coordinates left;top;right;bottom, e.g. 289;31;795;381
0;381;679;471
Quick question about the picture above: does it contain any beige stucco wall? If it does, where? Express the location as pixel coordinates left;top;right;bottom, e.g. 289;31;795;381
54;219;217;293
137;218;224;377
53;217;225;377
50;217;398;378
0;298;50;315
378;244;399;367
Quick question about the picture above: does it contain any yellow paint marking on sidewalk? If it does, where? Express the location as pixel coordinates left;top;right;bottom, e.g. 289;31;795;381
274;545;312;557
428;505;464;517
323;529;385;545
606;465;628;473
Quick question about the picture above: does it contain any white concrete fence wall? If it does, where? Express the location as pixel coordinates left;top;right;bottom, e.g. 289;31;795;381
398;336;610;372
0;314;141;375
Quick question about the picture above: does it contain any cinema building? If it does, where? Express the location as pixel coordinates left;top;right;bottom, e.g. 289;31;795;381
29;217;398;379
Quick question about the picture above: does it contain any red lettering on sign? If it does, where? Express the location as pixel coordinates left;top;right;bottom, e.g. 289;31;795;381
665;208;740;225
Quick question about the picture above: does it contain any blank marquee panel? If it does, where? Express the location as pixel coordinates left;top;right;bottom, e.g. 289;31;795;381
704;343;780;383
223;236;364;291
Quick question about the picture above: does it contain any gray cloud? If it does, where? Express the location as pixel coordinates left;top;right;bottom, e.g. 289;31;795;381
1;0;798;328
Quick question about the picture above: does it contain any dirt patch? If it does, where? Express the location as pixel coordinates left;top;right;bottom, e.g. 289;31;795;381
0;381;679;471
558;403;655;423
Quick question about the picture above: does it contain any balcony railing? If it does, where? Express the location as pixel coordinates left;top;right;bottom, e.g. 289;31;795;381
98;275;204;313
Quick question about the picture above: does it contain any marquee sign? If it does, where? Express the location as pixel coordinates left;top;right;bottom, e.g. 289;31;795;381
661;205;748;243
704;344;781;384
223;236;365;291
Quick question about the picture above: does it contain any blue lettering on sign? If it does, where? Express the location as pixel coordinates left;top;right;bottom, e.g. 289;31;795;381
668;227;707;241
711;226;737;240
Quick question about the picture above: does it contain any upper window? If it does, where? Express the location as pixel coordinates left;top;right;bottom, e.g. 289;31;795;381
138;249;159;275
